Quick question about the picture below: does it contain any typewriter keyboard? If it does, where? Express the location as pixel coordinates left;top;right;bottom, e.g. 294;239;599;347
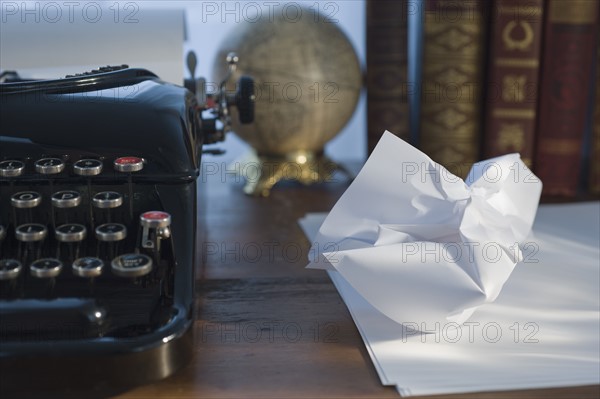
0;156;178;339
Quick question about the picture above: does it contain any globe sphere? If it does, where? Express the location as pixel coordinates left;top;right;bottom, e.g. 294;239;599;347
213;7;362;156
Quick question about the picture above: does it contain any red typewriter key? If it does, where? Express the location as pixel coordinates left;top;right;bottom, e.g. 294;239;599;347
140;211;171;228
114;156;144;173
0;160;25;177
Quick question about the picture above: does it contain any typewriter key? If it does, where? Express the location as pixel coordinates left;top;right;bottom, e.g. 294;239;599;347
15;223;47;242
11;191;42;209
0;160;25;177
95;223;127;241
55;224;87;242
35;158;65;175
114;156;144;173
72;256;104;278
140;211;171;250
111;253;153;278
51;190;82;208
115;156;144;218
30;258;63;278
92;191;123;209
0;259;22;280
73;159;103;176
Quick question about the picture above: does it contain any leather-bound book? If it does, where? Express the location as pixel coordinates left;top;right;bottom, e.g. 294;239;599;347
534;0;599;197
483;0;544;168
366;0;409;153
419;0;488;178
590;39;600;195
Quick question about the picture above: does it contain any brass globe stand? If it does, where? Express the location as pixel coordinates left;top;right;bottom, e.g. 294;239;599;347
239;151;351;197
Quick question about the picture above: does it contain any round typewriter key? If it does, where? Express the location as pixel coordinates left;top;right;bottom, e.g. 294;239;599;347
11;191;42;208
114;156;144;173
55;223;87;242
111;253;153;278
0;160;25;177
0;225;6;242
15;223;47;242
73;159;103;176
0;259;22;280
92;191;123;209
30;258;63;278
140;211;171;229
72;256;104;278
95;223;127;242
51;190;82;208
35;158;65;175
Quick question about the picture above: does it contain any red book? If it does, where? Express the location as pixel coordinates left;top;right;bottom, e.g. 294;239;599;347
366;0;410;153
483;0;545;168
590;39;600;195
534;0;599;197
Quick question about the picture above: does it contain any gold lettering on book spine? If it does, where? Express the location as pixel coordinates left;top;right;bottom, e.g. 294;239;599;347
549;0;597;24
502;21;534;51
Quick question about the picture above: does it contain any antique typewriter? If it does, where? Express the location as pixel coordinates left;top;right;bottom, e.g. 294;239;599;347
0;55;253;393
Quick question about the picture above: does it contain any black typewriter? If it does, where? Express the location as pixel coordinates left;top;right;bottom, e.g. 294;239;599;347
0;56;253;394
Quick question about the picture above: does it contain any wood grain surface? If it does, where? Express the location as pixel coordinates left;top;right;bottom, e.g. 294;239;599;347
115;174;599;399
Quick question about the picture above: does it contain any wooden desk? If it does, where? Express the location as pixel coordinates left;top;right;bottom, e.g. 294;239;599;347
116;176;599;399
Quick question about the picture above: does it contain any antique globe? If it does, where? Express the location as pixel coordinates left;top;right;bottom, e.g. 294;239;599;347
213;6;362;196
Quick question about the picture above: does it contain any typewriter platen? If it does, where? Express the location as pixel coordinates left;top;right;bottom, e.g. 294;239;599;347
0;60;253;392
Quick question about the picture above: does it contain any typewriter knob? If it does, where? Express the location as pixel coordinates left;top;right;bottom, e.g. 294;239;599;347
114;156;144;173
74;159;103;176
30;258;63;278
0;259;22;280
236;76;255;124
0;160;25;177
73;257;104;278
11;191;42;209
35;158;65;175
0;225;6;242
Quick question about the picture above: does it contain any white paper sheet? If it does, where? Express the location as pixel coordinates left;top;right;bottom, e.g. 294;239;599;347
1;6;184;84
307;131;543;328
299;202;600;396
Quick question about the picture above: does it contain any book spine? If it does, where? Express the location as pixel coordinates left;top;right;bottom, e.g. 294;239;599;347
591;37;600;195
534;0;599;197
419;0;488;178
483;0;544;168
366;0;410;153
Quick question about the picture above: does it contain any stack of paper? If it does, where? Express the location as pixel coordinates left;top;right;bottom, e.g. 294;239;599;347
301;202;600;396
